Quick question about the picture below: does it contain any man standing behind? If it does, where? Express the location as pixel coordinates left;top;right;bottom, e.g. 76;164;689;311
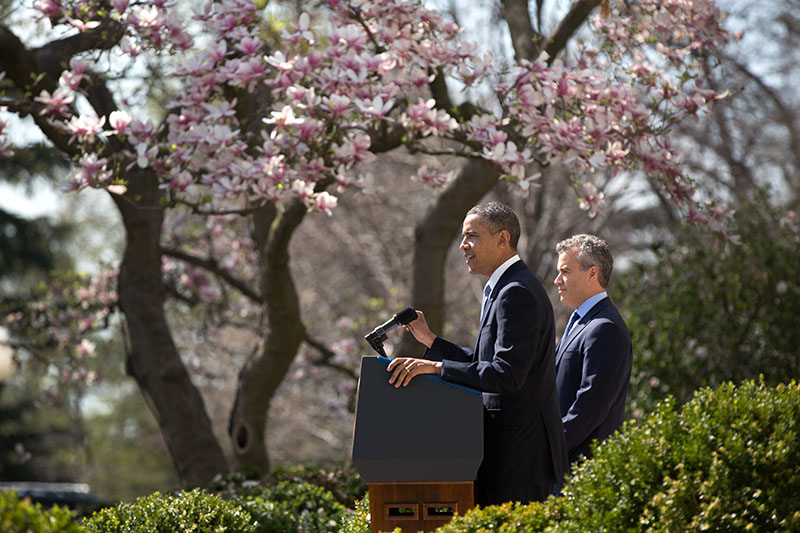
553;234;632;466
387;202;568;505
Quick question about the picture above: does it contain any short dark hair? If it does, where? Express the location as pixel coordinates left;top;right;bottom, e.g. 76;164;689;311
556;234;614;288
467;202;521;250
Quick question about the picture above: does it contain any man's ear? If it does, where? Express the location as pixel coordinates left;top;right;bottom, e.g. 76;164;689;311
497;229;511;249
589;265;600;282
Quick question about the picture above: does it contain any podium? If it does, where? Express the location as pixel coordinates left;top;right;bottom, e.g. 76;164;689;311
351;356;483;532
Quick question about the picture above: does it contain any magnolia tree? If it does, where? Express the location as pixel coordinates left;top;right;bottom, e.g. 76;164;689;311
0;0;731;485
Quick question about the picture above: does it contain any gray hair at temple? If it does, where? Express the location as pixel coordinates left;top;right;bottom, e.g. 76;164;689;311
467;202;521;250
556;234;614;288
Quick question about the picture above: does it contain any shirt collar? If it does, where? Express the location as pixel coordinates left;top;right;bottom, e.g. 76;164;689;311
575;291;608;318
484;254;521;295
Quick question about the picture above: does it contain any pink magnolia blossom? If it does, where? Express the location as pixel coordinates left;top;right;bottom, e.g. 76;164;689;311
202;100;236;121
355;95;394;119
58;71;83;92
0;116;14;158
577;182;606;218
70;153;111;188
135;143;157;168
34;87;74;117
263;105;304;127
290;12;315;44
324;94;351;116
33;0;59;19
128;119;155;144
66;16;100;31
314;191;338;214
108;110;132;135
75;338;96;358
119;37;141;57
235;36;261;55
130;5;161;29
111;0;129;14
415;165;455;188
65;113;105;144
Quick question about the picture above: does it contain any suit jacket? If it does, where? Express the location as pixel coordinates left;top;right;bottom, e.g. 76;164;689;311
425;260;569;505
555;297;632;464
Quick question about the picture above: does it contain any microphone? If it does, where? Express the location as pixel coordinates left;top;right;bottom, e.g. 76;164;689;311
364;306;417;357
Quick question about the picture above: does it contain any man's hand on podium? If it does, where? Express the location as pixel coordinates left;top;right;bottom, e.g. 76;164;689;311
387;357;443;388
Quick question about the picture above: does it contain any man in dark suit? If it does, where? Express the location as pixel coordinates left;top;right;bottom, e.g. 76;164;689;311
387;202;568;506
553;234;632;466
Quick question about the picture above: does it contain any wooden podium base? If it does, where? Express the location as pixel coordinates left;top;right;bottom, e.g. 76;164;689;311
368;481;474;533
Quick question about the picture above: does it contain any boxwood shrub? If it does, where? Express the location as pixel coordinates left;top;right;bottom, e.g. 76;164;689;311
0;490;82;533
270;463;367;506
82;488;256;532
438;380;800;531
235;480;347;533
339;496;371;533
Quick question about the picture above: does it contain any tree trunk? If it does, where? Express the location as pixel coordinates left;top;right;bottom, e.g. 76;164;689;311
113;170;229;487
228;200;307;475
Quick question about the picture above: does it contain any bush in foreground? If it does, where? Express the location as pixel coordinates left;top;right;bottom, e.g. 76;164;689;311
82;488;256;532
0;490;82;533
235;480;347;532
8;381;799;531
439;380;800;532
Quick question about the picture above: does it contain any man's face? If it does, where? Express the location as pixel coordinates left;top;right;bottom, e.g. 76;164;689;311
554;248;595;309
460;214;506;277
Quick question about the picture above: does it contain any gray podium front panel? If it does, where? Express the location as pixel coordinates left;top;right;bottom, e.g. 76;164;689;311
351;356;483;483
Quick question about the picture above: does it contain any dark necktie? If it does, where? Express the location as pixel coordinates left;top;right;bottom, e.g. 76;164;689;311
559;310;580;347
480;284;492;322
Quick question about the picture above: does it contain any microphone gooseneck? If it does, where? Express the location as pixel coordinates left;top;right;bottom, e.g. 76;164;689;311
364;306;417;357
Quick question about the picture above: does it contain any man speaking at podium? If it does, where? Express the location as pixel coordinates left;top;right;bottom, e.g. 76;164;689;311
387;202;568;506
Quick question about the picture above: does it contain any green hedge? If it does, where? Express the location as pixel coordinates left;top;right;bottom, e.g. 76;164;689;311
234;480;347;532
438;380;800;532
0;490;82;533
82;488;256;532
8;381;799;531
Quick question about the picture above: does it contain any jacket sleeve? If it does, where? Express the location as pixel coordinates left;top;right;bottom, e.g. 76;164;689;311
424;335;473;363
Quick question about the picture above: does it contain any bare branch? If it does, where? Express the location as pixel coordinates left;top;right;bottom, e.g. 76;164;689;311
500;0;542;61
161;246;262;303
542;0;604;62
303;332;358;380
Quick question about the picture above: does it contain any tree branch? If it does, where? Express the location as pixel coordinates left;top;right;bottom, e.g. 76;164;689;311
500;0;542;61
160;246;262;303
303;332;358;380
542;0;604;62
430;67;454;112
33;19;126;80
728;56;800;189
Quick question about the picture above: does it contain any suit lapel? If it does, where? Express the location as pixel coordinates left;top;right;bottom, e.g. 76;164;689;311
475;261;526;356
555;297;612;367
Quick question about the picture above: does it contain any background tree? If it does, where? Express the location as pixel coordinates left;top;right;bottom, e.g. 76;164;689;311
618;189;800;417
0;0;730;489
674;0;800;205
